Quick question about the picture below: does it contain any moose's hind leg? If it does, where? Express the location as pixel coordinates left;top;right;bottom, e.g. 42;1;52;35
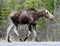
32;24;37;41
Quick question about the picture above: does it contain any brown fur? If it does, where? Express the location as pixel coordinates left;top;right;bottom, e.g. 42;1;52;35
6;8;54;42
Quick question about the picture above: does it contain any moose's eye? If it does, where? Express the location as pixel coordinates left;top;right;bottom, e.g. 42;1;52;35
46;12;48;14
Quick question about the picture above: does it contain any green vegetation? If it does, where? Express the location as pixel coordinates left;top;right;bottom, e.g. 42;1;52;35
57;0;60;5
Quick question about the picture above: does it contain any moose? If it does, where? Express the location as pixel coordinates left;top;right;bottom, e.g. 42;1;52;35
6;8;54;42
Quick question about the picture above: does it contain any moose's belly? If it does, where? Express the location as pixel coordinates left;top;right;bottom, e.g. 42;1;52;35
20;16;32;24
21;19;29;24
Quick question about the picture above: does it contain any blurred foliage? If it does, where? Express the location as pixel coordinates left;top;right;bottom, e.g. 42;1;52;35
41;0;54;13
0;0;3;26
0;0;21;27
57;0;60;5
24;0;42;8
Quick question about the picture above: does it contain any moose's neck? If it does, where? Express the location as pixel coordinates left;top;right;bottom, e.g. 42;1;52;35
33;12;43;22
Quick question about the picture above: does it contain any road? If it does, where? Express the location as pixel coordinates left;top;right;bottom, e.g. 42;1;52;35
0;42;60;46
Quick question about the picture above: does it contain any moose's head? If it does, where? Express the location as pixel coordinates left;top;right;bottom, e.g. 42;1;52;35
40;8;54;20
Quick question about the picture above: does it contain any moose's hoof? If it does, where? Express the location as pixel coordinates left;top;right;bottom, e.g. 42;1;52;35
36;37;39;42
8;40;11;42
7;39;11;42
20;37;24;42
24;37;28;41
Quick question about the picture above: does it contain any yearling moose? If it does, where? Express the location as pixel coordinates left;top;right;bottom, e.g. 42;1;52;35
6;8;54;42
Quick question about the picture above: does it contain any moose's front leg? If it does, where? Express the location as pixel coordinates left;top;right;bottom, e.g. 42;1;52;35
14;25;19;39
14;25;23;41
6;24;14;42
24;25;32;41
32;23;37;41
